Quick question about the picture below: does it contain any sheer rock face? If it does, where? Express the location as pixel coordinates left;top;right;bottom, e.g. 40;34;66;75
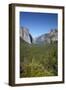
20;27;33;44
34;29;58;44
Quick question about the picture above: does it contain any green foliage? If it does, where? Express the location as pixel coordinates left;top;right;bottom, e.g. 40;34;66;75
20;39;58;77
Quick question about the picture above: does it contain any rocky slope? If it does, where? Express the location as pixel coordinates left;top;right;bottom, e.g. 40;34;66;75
34;29;58;44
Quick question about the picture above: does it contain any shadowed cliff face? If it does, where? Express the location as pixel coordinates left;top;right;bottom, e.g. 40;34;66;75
20;27;33;44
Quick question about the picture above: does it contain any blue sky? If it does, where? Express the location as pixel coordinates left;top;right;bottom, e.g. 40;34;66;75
20;12;58;38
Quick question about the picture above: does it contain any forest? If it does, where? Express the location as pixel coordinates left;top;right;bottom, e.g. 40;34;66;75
20;39;58;77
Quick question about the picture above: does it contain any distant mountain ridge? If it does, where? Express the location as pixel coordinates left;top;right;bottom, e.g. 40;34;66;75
20;27;58;44
34;29;58;44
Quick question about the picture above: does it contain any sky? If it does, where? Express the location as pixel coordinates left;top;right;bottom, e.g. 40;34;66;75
20;12;58;38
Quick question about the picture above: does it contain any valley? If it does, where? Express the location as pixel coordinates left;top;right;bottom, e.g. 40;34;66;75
20;39;58;77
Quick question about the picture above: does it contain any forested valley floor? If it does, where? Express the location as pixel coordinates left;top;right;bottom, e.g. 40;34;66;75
20;39;58;77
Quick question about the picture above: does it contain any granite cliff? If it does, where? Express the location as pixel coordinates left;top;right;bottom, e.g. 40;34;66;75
20;27;33;44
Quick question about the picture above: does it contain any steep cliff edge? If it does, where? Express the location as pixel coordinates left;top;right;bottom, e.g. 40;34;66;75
20;27;33;44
